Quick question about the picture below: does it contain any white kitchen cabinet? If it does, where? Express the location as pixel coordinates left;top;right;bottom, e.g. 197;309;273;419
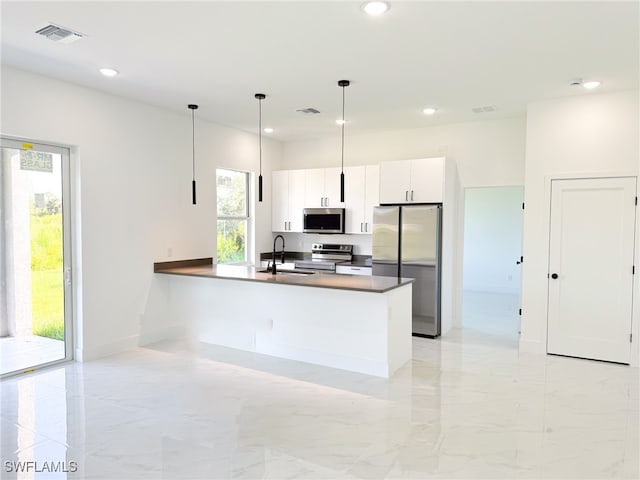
344;165;379;234
379;157;445;204
335;265;372;276
304;167;344;208
272;169;305;232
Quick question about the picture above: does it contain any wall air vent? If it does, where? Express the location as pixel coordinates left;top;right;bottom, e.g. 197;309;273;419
296;108;321;114
35;24;84;43
472;105;496;114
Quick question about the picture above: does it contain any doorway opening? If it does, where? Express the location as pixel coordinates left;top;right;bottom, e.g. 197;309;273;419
461;186;523;345
0;138;73;376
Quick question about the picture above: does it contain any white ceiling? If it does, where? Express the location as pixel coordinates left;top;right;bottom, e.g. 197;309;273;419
2;1;638;141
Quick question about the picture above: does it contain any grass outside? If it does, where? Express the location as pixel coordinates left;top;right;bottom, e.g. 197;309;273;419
31;212;64;341
31;270;64;340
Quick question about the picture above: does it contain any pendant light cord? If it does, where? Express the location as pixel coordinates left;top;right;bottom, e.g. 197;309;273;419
191;108;195;181
259;97;262;176
341;85;345;174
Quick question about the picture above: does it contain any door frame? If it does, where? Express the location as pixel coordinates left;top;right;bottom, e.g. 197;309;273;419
0;136;74;377
543;172;639;366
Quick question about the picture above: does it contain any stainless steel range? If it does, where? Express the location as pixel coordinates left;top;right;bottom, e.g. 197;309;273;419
295;243;353;271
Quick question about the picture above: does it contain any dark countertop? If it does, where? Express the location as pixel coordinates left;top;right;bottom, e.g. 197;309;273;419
154;258;411;293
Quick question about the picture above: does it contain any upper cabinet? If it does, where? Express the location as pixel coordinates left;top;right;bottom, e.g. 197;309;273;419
304;167;344;208
272;170;305;232
379;157;445;204
344;165;379;234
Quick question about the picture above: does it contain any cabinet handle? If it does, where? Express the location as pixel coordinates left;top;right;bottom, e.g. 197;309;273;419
320;197;324;206
405;191;409;201
352;267;361;270
325;197;329;206
411;190;414;201
365;222;368;232
360;222;363;232
288;221;291;230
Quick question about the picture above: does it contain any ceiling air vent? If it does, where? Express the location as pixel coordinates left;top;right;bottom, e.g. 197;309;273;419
472;105;496;114
296;108;321;114
35;23;84;44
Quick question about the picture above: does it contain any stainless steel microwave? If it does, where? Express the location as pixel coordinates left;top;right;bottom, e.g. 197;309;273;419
303;208;345;234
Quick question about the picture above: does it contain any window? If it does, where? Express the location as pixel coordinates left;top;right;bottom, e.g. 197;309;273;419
216;169;250;264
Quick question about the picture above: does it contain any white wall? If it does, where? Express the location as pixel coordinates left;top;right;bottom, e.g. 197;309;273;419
281;117;525;185
281;117;526;331
463;186;524;294
277;232;373;256
520;90;639;365
0;66;281;360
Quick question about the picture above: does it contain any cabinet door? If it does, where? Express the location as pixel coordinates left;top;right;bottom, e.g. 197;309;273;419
271;170;289;232
288;169;306;232
363;165;380;233
410;157;444;203
323;167;344;208
344;166;366;234
380;160;411;204
304;168;325;207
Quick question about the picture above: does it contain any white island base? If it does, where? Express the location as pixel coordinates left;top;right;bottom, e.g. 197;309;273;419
167;275;412;378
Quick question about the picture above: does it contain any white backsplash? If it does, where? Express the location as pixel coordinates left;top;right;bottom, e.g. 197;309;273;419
279;232;372;255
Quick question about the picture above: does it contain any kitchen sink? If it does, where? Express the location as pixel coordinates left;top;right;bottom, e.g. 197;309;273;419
257;269;316;276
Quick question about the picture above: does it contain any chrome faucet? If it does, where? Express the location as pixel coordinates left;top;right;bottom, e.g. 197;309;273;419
272;235;285;275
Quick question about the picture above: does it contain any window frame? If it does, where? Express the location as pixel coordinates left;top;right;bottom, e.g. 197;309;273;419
216;168;252;265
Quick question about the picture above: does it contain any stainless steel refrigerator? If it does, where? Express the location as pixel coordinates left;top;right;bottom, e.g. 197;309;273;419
372;205;442;337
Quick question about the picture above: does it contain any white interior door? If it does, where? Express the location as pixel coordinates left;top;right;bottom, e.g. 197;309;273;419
547;177;636;364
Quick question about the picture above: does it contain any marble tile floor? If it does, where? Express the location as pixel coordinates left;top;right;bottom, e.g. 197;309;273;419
1;330;638;480
1;334;65;376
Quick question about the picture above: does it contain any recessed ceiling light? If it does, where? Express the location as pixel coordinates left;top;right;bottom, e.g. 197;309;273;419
422;107;437;115
99;67;119;77
583;81;601;89
263;127;274;134
362;1;390;16
336;119;346;125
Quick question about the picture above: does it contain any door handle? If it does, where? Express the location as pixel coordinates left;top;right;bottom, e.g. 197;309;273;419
551;273;559;279
64;266;72;286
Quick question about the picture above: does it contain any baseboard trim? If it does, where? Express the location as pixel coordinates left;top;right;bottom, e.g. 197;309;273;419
139;324;186;346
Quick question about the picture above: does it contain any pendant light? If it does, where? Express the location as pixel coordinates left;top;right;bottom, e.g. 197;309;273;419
338;80;350;202
188;104;198;204
255;93;266;202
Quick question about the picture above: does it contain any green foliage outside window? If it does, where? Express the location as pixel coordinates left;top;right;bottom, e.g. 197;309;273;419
30;200;64;340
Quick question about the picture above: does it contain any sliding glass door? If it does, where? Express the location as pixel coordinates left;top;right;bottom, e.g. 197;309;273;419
0;138;73;376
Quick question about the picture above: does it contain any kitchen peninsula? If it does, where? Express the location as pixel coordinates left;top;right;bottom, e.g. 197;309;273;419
154;258;413;377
